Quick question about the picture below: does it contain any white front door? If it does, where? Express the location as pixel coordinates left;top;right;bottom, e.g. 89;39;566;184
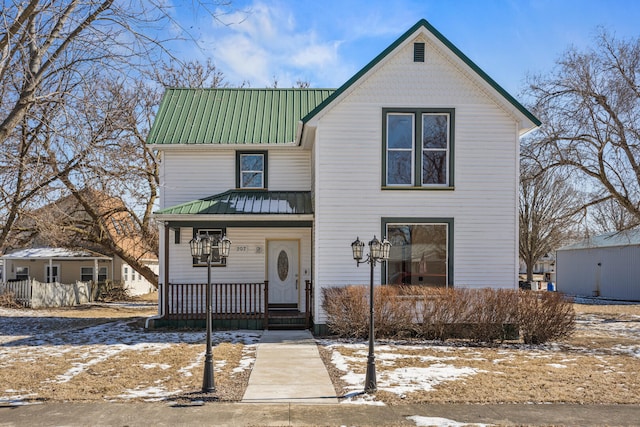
268;240;299;305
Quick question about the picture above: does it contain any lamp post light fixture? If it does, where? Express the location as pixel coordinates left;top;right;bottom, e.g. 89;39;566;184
189;234;232;393
351;235;391;393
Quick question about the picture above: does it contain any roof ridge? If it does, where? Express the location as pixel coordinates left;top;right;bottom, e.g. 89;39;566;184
302;18;540;127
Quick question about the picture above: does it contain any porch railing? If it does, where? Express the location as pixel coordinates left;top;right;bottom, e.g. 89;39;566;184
165;282;268;321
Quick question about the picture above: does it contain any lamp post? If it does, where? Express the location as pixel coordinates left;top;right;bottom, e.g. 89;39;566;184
189;234;232;393
351;235;391;393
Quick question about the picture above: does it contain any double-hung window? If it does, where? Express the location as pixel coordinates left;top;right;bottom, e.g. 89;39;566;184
192;228;226;266
237;151;267;189
81;267;93;282
383;109;454;188
16;266;29;281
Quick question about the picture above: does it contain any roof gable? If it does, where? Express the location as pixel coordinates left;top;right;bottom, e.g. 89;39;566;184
148;88;334;145
303;19;540;131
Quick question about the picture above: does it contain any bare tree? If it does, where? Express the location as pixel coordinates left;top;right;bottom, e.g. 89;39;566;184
519;161;581;282
588;197;637;234
153;58;228;88
0;1;234;286
526;29;640;228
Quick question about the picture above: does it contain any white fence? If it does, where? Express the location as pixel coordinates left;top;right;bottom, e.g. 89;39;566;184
0;279;92;308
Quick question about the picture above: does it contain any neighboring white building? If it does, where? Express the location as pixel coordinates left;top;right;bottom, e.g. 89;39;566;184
1;247;157;297
556;230;640;301
149;19;540;331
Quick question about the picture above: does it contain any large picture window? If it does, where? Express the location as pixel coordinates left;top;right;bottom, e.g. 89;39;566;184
383;109;453;188
192;228;226;266
237;151;267;189
384;219;453;287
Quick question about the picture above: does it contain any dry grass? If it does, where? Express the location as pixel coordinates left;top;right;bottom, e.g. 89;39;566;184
319;302;640;405
2;299;639;406
0;298;254;404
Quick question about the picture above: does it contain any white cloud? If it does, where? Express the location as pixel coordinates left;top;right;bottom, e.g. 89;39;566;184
197;1;349;87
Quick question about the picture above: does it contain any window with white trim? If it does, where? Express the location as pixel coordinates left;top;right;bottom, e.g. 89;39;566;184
383;109;453;187
237;152;267;189
81;267;93;282
98;267;107;282
16;266;29;281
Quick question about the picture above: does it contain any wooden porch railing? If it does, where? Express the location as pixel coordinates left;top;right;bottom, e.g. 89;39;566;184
164;282;268;321
162;280;314;329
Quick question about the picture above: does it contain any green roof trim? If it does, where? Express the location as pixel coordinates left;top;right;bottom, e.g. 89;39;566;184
302;19;541;127
155;190;313;216
148;89;335;145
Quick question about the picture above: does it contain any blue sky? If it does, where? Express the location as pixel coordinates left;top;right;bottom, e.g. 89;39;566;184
169;0;640;100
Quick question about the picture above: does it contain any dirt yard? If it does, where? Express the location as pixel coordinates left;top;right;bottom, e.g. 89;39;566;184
1;296;639;406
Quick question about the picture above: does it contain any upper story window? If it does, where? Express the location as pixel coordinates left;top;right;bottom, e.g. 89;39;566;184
237;151;268;189
383;109;454;188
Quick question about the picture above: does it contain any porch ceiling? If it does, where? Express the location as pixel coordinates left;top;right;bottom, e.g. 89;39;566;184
155;190;313;216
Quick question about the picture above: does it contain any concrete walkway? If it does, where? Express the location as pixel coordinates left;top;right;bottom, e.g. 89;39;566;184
241;330;338;404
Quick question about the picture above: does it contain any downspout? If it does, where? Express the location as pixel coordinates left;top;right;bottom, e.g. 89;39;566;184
145;222;169;328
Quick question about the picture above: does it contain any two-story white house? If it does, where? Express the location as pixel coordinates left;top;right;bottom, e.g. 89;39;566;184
148;19;539;332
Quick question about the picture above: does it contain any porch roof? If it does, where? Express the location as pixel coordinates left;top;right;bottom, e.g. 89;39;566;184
1;247;111;260
155;190;313;216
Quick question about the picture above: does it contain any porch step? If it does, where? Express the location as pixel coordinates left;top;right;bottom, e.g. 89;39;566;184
267;310;308;330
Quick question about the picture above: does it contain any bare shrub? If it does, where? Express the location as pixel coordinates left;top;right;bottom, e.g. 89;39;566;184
0;291;23;309
409;287;471;340
374;286;414;337
322;286;369;338
465;288;519;342
518;291;575;344
322;285;575;344
96;281;134;302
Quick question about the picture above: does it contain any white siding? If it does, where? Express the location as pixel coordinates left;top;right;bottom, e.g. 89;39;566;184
313;36;521;322
160;149;311;208
166;226;312;309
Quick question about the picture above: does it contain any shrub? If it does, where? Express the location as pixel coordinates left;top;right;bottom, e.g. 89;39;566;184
518;291;575;344
373;286;414;338
409;287;469;340
465;288;519;342
321;285;575;344
322;286;369;338
0;290;22;309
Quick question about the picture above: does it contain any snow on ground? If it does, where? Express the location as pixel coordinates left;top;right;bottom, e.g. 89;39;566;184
0;305;261;404
407;416;491;427
325;342;480;403
2;300;640;412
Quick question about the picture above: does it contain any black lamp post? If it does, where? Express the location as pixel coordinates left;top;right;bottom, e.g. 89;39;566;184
190;234;232;393
351;235;391;393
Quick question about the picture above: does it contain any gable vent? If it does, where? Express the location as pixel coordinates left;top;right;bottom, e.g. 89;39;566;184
414;42;425;62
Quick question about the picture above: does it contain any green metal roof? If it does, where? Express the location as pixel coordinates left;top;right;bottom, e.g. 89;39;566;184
147;88;334;145
155;190;313;215
302;19;541;127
